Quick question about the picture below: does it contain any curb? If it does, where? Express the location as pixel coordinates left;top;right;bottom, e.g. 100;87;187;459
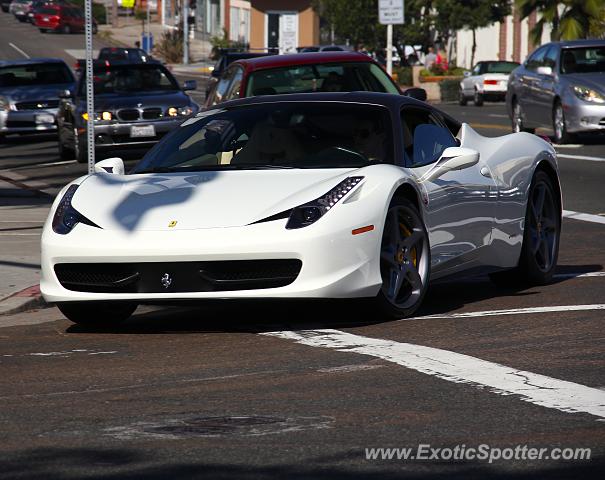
0;285;48;317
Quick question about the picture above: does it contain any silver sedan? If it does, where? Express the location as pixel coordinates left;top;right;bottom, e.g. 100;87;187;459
506;39;605;144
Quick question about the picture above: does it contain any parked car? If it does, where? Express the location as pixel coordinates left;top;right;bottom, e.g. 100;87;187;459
56;61;199;162
204;52;402;108
1;0;13;13
27;0;67;23
41;92;561;325
9;0;33;21
98;47;159;63
459;60;520;106
207;50;276;97
33;3;97;34
506;39;605;143
0;58;75;140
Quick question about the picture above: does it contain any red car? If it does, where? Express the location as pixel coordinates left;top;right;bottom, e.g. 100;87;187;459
204;52;405;108
34;4;97;34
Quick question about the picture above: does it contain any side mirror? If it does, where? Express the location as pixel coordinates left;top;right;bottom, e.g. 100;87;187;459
183;80;197;91
536;66;552;76
58;89;72;99
463;71;471;77
402;87;427;102
421;147;480;182
94;157;124;175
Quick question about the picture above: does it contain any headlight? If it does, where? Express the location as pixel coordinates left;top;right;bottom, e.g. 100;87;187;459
0;96;10;112
82;111;112;121
167;106;193;117
286;177;364;229
52;185;100;234
572;86;605;104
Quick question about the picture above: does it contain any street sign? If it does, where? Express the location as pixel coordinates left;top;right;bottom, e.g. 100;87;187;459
121;0;135;8
379;0;404;25
84;0;95;173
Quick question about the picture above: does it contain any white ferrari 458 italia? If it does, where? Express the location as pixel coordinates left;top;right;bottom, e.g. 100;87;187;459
41;92;562;325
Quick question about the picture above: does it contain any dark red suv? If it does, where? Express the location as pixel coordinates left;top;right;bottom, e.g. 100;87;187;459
204;52;403;108
34;4;97;34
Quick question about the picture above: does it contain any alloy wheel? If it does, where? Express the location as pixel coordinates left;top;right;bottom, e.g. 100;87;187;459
554;105;565;143
513;102;523;133
528;180;558;272
380;205;429;310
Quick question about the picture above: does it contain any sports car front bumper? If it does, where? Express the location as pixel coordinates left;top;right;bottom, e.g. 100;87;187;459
41;217;383;303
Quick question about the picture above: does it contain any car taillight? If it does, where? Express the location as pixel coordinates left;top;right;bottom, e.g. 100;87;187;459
484;79;498;85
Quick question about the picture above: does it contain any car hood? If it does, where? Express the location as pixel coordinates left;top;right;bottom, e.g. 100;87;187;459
0;83;74;101
72;168;357;231
88;91;192;110
562;73;605;93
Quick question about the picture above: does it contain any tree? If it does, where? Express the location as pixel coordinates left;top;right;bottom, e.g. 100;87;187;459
434;0;511;66
516;0;605;44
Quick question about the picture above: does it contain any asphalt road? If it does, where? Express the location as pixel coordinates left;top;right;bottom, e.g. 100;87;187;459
1;10;605;479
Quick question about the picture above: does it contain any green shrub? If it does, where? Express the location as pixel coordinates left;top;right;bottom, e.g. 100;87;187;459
155;29;186;64
70;0;108;25
439;79;461;102
393;66;412;86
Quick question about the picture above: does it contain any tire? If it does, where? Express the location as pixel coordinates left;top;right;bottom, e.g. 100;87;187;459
62;24;70;34
553;101;574;144
490;170;560;286
39;28;48;33
473;90;484;106
458;89;467;106
511;99;535;134
373;198;430;319
92;24;98;34
57;301;137;327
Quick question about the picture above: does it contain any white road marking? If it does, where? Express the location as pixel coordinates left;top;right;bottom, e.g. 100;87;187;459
317;364;384;374
558;153;605;162
9;43;30;59
563;209;605;225
488;114;508;118
410;304;605;320
263;329;605;419
554;144;582;149
554;271;605;279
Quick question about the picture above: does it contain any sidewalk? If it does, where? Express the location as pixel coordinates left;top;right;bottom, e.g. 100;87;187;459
98;15;215;73
0;177;51;315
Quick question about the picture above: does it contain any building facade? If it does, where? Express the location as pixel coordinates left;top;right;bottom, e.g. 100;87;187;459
455;9;553;68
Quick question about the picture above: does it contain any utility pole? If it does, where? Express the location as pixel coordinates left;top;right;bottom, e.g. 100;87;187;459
378;0;404;78
84;0;95;172
146;0;150;52
183;0;189;64
112;0;118;28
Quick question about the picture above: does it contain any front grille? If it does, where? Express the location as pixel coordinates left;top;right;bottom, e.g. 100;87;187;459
142;107;163;120
6;120;36;128
15;100;59;111
55;260;302;293
599;118;605;126
117;109;140;121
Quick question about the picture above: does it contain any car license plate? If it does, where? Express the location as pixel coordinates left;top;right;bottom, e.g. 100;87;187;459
43;17;49;22
130;125;156;138
35;113;54;124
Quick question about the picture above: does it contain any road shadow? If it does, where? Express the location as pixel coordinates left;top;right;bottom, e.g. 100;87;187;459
65;264;602;336
1;446;603;480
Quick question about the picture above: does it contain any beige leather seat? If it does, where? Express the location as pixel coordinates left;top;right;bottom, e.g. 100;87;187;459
232;121;305;165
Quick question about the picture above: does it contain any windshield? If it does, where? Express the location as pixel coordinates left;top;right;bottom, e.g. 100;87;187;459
245;62;400;96
79;64;178;95
0;63;73;87
561;47;605;74
484;61;519;74
132;103;394;173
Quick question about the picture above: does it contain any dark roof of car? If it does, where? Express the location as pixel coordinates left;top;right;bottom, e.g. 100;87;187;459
233;51;375;72
0;58;69;68
204;91;423;112
548;39;605;48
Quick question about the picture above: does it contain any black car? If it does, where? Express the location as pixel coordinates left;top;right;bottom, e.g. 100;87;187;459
207;50;275;96
98;47;159;64
57;62;199;162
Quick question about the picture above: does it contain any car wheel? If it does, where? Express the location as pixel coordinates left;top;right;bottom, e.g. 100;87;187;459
62;24;70;34
39;28;47;33
458;89;467;106
511;99;535;134
57;301;137;327
92;24;98;34
374;198;430;319
490;170;560;286
473;90;484;106
553;102;574;144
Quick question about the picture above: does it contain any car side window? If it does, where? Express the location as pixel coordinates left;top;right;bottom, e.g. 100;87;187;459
224;67;244;100
472;63;481;75
543;47;558;69
210;68;237;105
401;108;457;167
526;47;547;71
